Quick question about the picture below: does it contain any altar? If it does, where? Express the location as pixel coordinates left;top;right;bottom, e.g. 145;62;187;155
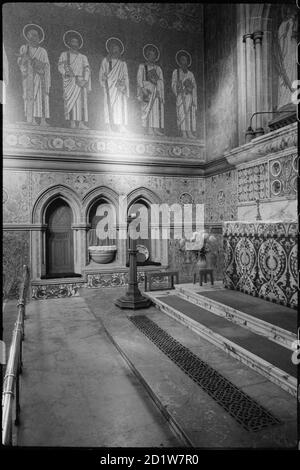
223;221;297;309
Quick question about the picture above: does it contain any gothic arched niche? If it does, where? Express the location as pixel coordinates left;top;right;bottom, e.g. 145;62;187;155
88;197;117;248
45;198;75;277
127;198;163;267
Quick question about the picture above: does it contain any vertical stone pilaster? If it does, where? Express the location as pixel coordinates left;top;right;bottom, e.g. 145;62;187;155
253;31;264;136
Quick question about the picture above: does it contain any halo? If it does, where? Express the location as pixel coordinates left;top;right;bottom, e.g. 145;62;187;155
23;23;45;44
175;49;192;68
143;43;160;62
105;37;124;55
63;30;83;49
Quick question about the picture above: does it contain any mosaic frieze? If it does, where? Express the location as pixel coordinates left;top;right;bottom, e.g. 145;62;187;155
4;126;205;161
223;221;297;309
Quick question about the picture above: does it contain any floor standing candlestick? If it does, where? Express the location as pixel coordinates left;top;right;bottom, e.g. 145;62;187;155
115;214;152;309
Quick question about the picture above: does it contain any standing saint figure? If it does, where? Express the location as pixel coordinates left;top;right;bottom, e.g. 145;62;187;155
17;24;50;126
99;37;129;133
275;5;298;109
137;44;164;136
58;30;91;129
172;50;197;139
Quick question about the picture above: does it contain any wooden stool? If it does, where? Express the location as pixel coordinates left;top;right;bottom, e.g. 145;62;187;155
193;268;214;286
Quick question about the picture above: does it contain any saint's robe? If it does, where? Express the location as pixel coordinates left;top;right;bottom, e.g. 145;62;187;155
171;68;197;133
17;44;50;121
58;51;91;122
137;63;164;130
99;57;129;126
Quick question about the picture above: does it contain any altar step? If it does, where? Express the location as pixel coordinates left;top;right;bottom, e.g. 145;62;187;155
146;287;297;397
175;284;296;349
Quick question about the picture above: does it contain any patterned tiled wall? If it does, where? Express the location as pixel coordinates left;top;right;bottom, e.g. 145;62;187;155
205;170;238;224
29;171;204;203
223;221;297;308
3;231;30;299
238;153;297;203
3;171;31;223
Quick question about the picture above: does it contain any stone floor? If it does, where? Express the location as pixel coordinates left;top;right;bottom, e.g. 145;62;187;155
8;287;297;448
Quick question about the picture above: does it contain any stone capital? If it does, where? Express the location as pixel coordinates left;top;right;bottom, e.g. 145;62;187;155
252;31;264;44
242;33;253;42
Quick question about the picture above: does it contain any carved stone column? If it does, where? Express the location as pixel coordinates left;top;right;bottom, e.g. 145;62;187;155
243;32;255;132
31;224;47;279
237;3;247;145
117;222;128;266
72;223;90;274
253;31;264;137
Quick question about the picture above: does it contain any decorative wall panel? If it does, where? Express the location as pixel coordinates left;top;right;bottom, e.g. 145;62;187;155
238;152;297;204
29;170;205;205
31;282;83;300
86;271;145;289
205;170;238;224
223;222;297;309
3;171;31;223
238;163;269;203
3;231;30;299
269;153;297;198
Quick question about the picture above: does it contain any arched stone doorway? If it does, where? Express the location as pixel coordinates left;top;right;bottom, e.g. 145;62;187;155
45;198;75;277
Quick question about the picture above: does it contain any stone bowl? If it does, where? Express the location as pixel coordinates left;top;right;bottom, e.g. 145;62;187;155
88;245;117;264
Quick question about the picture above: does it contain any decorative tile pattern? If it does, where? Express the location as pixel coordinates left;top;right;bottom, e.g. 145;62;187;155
238;163;269;203
3;231;30;299
223;222;297;309
4;125;205;161
53;3;203;33
205;171;238;223
32;283;83;300
28;170;205;204
237;153;297;204
269;154;297;198
3;172;31;223
86;271;145;288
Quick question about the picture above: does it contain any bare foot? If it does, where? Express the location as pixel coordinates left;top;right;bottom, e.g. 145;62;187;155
70;120;76;129
187;131;196;139
29;118;38;126
182;131;187;138
78;122;89;130
40;118;49;127
148;128;155;136
154;128;164;136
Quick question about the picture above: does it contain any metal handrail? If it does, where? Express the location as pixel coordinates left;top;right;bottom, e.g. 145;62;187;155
2;265;29;445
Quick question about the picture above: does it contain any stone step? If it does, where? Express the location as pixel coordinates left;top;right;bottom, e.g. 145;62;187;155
174;285;296;350
145;292;297;397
